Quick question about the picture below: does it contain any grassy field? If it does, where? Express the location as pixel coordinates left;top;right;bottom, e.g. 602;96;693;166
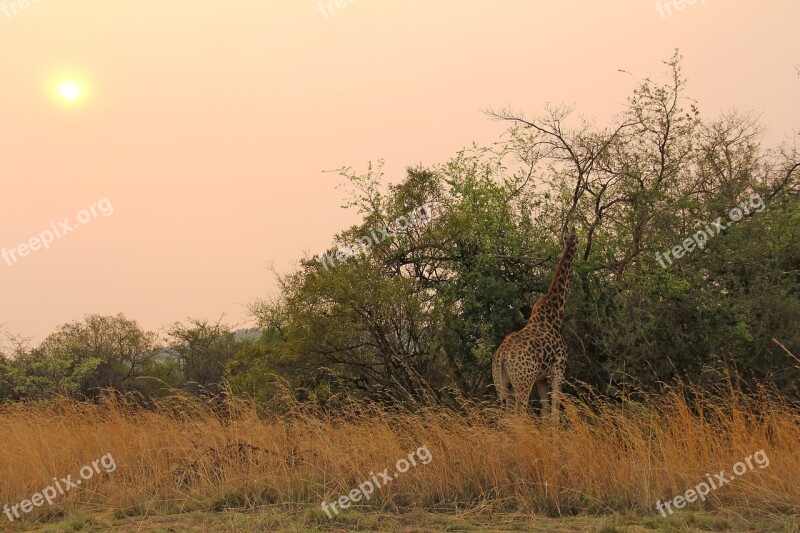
0;388;798;532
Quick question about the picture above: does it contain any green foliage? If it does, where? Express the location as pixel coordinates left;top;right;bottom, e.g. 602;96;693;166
167;319;238;396
3;314;161;400
0;316;256;402
243;53;800;403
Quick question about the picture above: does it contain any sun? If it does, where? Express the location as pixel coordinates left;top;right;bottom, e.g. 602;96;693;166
48;75;89;106
59;82;81;101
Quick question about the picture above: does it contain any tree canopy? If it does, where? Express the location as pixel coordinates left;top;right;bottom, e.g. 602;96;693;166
238;52;800;404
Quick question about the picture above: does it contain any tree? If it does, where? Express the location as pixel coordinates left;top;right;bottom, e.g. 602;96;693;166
0;331;28;401
167;319;237;396
12;314;161;399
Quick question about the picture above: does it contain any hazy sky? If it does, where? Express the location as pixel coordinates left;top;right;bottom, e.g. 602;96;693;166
2;1;798;341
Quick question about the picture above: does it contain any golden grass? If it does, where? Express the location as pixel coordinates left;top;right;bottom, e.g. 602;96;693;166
0;387;798;527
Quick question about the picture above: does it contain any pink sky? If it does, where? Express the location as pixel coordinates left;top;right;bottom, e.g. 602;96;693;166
1;1;798;341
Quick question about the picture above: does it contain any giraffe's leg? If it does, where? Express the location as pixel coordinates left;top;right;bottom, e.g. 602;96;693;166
513;376;534;415
535;379;551;415
550;367;564;416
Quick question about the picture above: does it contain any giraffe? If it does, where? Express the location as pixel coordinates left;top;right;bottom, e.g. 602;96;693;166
492;229;578;414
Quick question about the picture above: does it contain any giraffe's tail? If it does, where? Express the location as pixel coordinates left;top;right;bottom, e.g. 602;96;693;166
492;353;512;406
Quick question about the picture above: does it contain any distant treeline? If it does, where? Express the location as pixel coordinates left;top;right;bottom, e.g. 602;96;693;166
2;53;798;405
0;316;264;402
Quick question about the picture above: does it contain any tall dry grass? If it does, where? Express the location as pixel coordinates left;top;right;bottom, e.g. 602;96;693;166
0;386;798;525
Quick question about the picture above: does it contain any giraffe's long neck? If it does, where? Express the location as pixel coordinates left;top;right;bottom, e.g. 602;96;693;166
527;239;577;329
